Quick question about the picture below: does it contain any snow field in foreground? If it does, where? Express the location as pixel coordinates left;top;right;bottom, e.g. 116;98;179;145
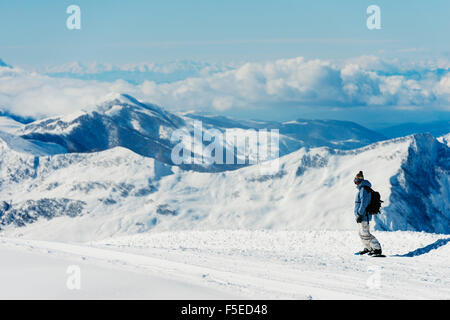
1;230;449;299
0;243;237;299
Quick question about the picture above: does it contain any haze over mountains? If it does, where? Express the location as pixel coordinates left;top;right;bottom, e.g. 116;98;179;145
39;60;237;85
378;121;450;139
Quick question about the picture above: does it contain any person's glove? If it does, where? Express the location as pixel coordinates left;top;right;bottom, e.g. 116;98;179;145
356;214;363;223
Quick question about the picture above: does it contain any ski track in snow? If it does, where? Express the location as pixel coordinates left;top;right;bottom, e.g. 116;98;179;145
1;230;448;299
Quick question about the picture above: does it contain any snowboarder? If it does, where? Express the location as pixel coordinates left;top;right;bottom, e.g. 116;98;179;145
353;171;382;256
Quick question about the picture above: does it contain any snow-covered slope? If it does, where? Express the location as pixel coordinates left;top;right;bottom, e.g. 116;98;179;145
0;131;66;156
0;114;66;155
0;237;235;299
376;134;450;233
1;230;449;299
0;116;24;134
1;132;448;241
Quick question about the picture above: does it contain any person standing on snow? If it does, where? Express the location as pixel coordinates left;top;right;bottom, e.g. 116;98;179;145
354;171;382;256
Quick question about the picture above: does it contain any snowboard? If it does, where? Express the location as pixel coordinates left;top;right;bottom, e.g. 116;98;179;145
354;252;386;257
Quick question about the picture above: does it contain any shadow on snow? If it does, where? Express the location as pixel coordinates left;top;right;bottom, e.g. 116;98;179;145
393;238;450;257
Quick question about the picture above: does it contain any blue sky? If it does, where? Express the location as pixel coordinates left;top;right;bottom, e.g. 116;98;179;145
0;1;449;127
1;0;449;66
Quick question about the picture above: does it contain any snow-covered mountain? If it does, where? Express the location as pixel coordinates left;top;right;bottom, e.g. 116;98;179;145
185;113;385;150
17;94;192;166
13;94;385;172
0;131;448;241
0;94;448;240
14;94;258;172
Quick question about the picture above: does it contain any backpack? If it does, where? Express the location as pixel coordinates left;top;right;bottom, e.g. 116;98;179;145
362;186;383;215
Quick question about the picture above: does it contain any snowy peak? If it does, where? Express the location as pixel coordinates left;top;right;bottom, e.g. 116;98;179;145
95;93;185;128
16;94;388;172
19;94;187;166
22;93;184;133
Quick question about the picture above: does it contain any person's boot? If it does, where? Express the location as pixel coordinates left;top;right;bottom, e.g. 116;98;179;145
368;249;382;256
357;248;370;255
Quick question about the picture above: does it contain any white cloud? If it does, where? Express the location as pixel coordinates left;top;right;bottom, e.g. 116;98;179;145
0;56;449;119
136;56;449;112
0;67;139;117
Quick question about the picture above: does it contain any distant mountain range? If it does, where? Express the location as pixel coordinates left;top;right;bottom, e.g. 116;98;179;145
0;94;449;239
2;94;386;172
186;113;386;150
32;60;238;84
378;120;450;138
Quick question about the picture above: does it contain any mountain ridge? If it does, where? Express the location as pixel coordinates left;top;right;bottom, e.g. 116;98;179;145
378;120;450;138
10;94;387;171
0;132;448;240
